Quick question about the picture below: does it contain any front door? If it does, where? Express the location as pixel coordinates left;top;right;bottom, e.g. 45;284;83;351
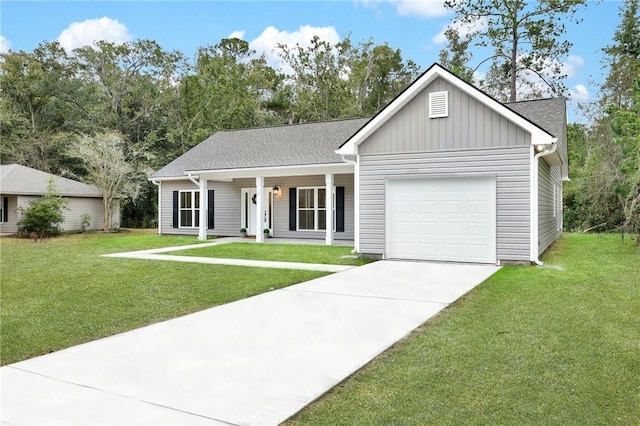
241;188;273;236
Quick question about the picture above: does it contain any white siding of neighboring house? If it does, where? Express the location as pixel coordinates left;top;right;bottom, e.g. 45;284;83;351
0;195;119;234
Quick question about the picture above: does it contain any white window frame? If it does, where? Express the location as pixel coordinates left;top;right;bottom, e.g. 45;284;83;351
296;187;336;232
179;190;200;228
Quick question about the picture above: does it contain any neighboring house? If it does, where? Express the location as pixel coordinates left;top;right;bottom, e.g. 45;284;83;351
150;64;567;265
0;164;120;234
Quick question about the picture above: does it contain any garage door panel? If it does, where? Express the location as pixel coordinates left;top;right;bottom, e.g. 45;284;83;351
387;176;496;263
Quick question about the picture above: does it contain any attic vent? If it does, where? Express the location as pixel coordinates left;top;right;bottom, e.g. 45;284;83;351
429;91;448;118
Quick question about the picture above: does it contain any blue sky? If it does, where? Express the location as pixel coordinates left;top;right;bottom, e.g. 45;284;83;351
0;1;624;122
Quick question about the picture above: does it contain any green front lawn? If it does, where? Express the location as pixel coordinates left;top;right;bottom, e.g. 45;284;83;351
0;231;327;365
165;242;371;266
287;234;640;425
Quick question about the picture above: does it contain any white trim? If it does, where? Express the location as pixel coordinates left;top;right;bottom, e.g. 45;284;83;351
296;186;336;232
337;64;556;156
198;179;207;241
157;181;162;234
325;174;334;245
354;155;360;253
178;190;200;229
186;162;353;181
255;177;264;243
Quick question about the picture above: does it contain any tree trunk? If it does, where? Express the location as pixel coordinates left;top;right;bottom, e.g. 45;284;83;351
103;195;111;231
509;0;520;102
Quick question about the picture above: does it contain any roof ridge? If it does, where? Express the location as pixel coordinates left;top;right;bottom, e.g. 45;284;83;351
214;116;372;134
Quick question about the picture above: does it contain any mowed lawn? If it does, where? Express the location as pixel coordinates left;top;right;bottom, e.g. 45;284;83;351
287;234;640;425
166;242;370;266
0;231;327;365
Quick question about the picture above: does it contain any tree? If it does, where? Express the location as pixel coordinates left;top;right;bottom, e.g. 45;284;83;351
67;132;149;231
444;0;587;101
438;27;475;83
17;179;68;237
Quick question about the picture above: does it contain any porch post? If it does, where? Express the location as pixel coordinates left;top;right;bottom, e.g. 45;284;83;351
198;178;208;241
325;173;334;245
256;176;264;243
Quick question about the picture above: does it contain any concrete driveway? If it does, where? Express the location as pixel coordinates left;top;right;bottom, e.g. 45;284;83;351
1;261;500;426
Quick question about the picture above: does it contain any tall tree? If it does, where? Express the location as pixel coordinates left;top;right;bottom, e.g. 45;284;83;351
444;0;587;101
438;27;475;83
67;132;150;231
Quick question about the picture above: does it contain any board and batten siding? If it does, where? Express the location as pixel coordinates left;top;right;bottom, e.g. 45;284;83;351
359;146;531;262
360;77;531;155
159;174;354;241
538;160;563;254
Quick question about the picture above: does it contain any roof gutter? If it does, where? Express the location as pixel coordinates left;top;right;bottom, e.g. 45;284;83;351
530;139;558;266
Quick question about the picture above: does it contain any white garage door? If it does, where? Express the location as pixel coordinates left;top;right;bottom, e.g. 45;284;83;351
386;176;496;263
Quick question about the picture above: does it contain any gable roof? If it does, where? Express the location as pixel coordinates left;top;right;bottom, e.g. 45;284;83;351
0;164;102;197
337;63;558;155
151;118;370;179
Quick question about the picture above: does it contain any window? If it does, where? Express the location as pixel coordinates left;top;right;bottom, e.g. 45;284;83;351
297;187;335;231
179;191;200;228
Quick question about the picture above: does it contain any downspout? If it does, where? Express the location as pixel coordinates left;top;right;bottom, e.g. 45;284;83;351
530;140;558;266
341;155;359;254
151;179;161;235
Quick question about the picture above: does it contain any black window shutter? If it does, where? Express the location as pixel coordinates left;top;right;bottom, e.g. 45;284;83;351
207;189;215;229
289;187;297;231
336;186;345;232
3;197;8;222
172;191;178;228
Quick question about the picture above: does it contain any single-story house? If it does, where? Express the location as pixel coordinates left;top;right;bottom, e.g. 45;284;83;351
150;63;567;265
0;164;120;234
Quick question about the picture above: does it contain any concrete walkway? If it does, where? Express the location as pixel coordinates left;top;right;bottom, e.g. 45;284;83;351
1;261;500;426
102;238;354;272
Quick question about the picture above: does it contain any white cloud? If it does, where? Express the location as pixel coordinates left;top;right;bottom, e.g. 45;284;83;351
228;30;246;40
569;84;589;102
248;25;341;72
395;0;450;18
57;17;132;52
0;35;11;53
561;55;584;79
432;16;488;44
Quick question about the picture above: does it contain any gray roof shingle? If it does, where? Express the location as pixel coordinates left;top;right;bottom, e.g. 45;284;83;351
151;118;370;178
0;164;102;197
505;97;567;145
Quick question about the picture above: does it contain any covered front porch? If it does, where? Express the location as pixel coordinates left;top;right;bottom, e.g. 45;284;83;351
186;162;357;246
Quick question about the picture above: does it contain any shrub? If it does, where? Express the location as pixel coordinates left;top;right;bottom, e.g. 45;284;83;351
80;213;91;232
17;179;68;238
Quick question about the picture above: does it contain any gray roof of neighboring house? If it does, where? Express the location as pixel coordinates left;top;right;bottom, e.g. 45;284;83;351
0;164;102;197
151;118;370;178
506;97;567;145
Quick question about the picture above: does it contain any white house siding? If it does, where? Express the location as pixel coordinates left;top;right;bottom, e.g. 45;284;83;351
538;160;563;254
159;180;238;237
159;174;354;241
359;146;531;262
0;195;19;234
360;77;531;155
0;195;118;234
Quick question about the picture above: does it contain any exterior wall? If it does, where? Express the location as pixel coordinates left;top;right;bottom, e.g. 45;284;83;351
0;195;118;234
359;146;531;262
159;174;354;241
538;160;563;254
0;195;18;234
360;77;531;155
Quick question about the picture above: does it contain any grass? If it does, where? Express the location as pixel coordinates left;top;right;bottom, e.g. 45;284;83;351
0;231;327;365
165;242;371;266
286;233;640;425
